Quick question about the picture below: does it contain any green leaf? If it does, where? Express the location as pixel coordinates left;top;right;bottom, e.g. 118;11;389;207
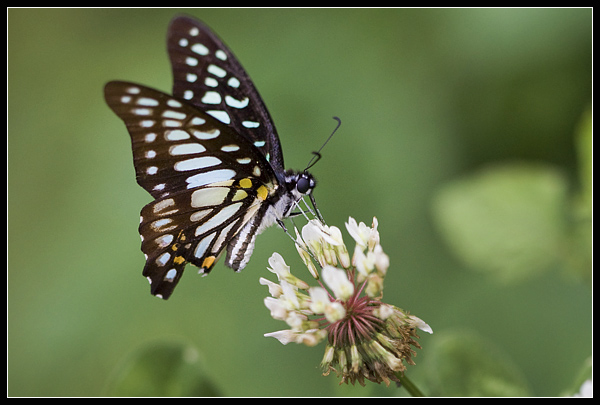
432;163;568;282
105;340;221;397
424;330;531;396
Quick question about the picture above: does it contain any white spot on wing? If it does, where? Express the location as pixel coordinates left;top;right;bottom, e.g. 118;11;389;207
205;77;218;87
186;169;236;188
137;97;159;106
194;202;243;237
165;129;190;141
202;91;222;105
191;117;206;126
207;110;230;124
174;156;221;172
191;43;209;55
192;129;220;140
190;187;229;208
133;108;151;116
155;234;174;248
194;233;215;259
153;198;175;214
169;143;206;156
207;64;227;78
221;145;240;152
165;268;178;281
155;252;171;266
163;120;182;128
162;110;186;120
190;209;211;222
151;218;173;231
225;96;249;109
215;50;227;60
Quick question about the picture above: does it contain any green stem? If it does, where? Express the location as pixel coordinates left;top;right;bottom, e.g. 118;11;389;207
396;373;425;397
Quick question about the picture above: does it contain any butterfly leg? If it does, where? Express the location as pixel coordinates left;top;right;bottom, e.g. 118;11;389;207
277;218;302;245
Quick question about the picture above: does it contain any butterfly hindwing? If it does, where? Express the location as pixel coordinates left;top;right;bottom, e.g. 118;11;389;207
138;182;262;299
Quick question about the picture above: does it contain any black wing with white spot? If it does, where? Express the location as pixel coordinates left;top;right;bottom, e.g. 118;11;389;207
167;16;286;178
105;16;319;300
104;81;279;299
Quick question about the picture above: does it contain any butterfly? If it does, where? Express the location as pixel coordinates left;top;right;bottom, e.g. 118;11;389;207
104;16;324;299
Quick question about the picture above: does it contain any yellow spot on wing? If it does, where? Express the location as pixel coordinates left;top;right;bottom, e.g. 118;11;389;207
239;178;252;189
257;185;268;201
174;255;185;265
201;256;216;269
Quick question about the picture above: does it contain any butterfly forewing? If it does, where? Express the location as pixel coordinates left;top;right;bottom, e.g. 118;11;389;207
167;16;285;177
105;81;276;197
104;81;279;299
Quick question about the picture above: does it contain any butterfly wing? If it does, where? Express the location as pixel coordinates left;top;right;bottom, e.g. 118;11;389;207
104;81;279;299
166;16;286;179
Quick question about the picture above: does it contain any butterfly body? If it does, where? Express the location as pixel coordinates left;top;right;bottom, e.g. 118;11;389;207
105;16;317;299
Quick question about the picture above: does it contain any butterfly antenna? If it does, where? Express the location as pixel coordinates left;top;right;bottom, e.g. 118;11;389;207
304;116;342;171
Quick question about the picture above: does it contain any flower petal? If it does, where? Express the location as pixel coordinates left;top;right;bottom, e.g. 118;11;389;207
264;297;287;320
409;315;433;334
322;265;354;300
308;286;331;314
345;217;370;248
259;277;283;298
267;252;290;279
264;329;297;345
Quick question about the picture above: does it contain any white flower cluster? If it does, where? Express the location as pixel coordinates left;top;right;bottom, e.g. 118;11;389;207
260;216;432;385
296;217;390;295
261;218;371;345
261;217;412;346
261;251;352;346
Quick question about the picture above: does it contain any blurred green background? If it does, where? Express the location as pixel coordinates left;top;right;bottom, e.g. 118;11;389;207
8;8;591;396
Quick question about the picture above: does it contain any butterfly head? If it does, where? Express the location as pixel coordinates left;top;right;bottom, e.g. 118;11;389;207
286;170;317;197
283;170;324;223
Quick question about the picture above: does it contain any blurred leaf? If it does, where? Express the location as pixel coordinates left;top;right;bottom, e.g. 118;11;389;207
105;340;220;397
425;330;531;396
432;163;569;282
560;356;592;397
563;108;593;283
574;107;592;215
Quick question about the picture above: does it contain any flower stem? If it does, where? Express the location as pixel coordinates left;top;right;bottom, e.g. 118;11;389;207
396;373;425;397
